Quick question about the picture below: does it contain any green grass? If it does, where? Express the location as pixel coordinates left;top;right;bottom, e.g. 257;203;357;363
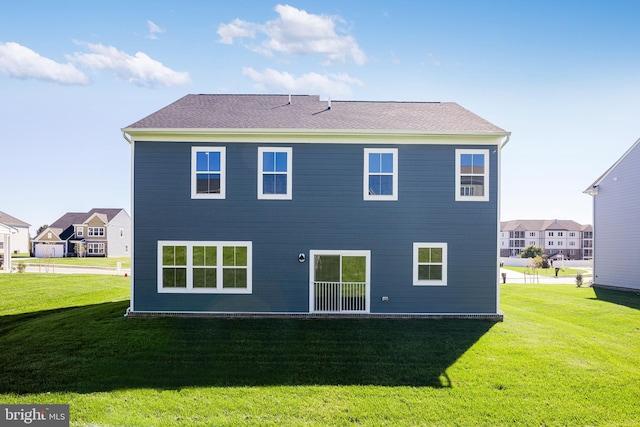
1;274;639;426
502;265;591;277
15;256;131;269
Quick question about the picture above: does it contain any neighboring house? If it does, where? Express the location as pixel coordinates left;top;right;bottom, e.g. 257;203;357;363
0;222;16;272
585;137;640;291
122;94;510;317
500;219;593;260
32;208;130;258
0;211;31;254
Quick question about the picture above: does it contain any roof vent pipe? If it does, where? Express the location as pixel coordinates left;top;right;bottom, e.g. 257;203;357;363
288;94;291;105
327;98;331;110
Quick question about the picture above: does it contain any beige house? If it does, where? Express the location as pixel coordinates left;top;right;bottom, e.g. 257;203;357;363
32;208;130;258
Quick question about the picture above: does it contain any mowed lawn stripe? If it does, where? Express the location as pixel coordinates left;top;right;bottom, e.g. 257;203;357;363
0;274;638;426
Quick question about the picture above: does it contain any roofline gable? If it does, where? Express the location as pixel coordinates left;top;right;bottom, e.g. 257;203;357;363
33;227;63;241
0;223;18;234
585;136;640;194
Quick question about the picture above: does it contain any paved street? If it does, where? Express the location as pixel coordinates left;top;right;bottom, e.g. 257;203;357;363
23;263;130;276
500;267;590;285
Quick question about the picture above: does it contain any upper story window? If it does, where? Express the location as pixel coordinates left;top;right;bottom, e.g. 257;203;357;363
455;149;489;201
364;148;398;201
258;147;292;200
77;228;84;237
192;147;226;199
88;227;104;237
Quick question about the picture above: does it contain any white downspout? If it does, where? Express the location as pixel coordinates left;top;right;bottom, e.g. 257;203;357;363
497;132;511;316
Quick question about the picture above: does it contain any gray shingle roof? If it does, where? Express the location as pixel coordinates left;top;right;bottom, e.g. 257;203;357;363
0;211;30;227
124;94;507;134
50;208;125;230
501;219;591;232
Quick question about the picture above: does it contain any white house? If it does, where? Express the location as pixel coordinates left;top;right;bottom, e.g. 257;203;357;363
585;137;640;291
0;211;31;272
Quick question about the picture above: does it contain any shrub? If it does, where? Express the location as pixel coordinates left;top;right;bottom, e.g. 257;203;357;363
16;262;26;273
531;255;550;269
576;272;584;287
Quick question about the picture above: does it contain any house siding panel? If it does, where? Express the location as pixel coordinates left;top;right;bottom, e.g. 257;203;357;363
592;142;640;290
133;141;499;314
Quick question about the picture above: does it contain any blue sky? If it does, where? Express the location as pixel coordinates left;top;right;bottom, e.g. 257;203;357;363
2;1;639;232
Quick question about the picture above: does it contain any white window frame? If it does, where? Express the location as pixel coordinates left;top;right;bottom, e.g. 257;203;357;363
413;242;448;286
77;228;84;237
88;227;104;237
363;148;398;201
455;149;489;202
309;249;371;313
157;241;252;294
191;147;226;199
87;242;105;255
257;147;292;200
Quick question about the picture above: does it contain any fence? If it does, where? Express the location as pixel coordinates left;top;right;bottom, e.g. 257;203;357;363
313;281;367;312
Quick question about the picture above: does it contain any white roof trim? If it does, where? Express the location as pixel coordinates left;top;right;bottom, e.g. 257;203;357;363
0;223;18;235
585;136;640;194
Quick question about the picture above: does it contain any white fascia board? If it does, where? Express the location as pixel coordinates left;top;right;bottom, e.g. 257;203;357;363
584;136;640;194
122;127;510;145
0;223;18;235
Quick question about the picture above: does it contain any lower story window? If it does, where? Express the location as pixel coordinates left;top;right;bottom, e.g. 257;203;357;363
87;242;105;255
413;242;447;286
158;241;252;293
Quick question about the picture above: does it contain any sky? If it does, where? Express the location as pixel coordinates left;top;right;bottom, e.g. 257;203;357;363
1;0;639;233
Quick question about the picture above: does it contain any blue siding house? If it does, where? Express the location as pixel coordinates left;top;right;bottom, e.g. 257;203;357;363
122;94;510;318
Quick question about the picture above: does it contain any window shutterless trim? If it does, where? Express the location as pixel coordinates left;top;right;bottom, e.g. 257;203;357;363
258;147;292;200
455;148;489;202
157;241;252;294
413;242;448;286
363;148;398;201
191;147;226;199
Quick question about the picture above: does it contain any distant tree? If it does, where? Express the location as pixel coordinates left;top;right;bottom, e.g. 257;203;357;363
36;224;49;236
520;244;543;259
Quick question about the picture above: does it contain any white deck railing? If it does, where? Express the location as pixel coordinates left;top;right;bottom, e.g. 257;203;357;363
313;281;367;312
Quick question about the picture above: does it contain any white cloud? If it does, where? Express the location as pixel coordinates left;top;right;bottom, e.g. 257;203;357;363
70;41;190;87
146;20;165;40
217;18;257;44
242;67;364;98
0;41;89;85
218;4;366;65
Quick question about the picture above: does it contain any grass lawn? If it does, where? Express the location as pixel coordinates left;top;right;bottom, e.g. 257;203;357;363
15;256;131;269
1;274;639;426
